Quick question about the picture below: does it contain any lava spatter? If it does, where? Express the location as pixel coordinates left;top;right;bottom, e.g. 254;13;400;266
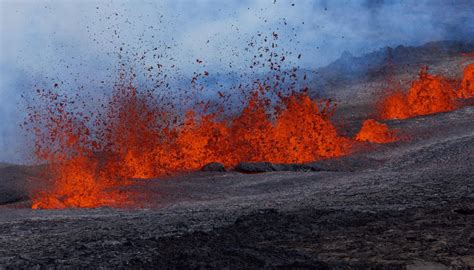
355;119;398;144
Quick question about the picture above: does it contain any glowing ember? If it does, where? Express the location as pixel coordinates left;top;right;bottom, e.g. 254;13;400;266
27;84;353;209
458;63;474;98
380;67;458;119
355;119;398;144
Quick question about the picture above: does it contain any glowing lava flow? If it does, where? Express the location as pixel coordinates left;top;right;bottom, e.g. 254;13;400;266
28;85;353;209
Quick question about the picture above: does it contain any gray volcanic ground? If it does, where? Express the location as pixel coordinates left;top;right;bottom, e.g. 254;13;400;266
0;51;473;269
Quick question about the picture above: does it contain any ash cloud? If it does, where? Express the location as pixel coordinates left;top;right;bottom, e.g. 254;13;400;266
0;0;473;163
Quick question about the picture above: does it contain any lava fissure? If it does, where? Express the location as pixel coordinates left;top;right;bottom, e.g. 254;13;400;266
27;84;353;209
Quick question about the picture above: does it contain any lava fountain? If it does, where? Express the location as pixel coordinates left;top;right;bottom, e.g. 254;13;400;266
355;119;398;144
379;63;474;120
379;67;458;120
27;80;354;209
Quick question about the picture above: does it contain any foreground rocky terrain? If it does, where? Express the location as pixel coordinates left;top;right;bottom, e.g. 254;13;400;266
0;102;472;269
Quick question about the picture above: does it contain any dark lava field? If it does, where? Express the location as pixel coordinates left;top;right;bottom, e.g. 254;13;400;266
0;101;473;269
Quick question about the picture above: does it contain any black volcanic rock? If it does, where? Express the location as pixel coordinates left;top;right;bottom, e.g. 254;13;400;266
201;162;226;172
234;155;386;173
0;190;26;205
235;162;276;173
0;165;40;205
235;162;323;173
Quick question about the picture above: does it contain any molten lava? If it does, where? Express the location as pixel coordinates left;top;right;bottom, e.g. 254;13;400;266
380;67;458;120
355;119;398;144
458;63;474;98
28;84;353;209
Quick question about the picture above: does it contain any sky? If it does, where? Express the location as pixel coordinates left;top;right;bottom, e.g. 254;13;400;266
1;0;474;163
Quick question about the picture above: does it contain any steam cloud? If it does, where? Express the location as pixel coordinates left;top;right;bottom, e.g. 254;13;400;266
1;0;473;163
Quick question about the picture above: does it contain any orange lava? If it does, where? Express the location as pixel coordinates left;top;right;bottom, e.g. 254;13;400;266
458;63;474;98
355;119;398;144
380;67;458;119
28;84;353;209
